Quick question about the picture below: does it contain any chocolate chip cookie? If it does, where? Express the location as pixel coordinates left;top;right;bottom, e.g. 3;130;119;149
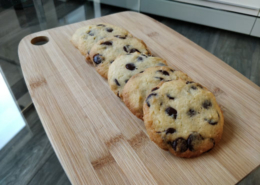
108;53;167;98
122;66;192;120
71;26;90;48
143;79;224;158
72;23;130;58
89;35;150;79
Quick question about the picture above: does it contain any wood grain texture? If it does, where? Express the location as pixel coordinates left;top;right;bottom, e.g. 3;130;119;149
18;11;260;185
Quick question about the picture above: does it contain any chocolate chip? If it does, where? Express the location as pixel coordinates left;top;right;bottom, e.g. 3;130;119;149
125;63;136;70
141;54;148;57
140;71;144;73
187;132;204;151
110;60;114;64
125;79;129;83
204;118;218;125
197;84;203;88
187;109;196;117
170;69;175;72
130;48;140;53
165;107;177;119
151;87;159;92
137;57;143;61
101;41;112;45
93;54;102;65
106;28;113;32
87;30;94;36
189;82;202;89
114;79;120;86
165;128;176;134
155;77;164;81
97;24;105;27
167;94;175;100
115;35;126;39
162;71;169;76
191;86;197;90
123;45;129;52
202;100;212;109
157;70;169;76
172;138;188;153
117;92;120;98
146;93;157;107
160;102;163;106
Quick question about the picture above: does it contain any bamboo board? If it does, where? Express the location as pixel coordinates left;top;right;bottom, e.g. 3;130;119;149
18;11;260;185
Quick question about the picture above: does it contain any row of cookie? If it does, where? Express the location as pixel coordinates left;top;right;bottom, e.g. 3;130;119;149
71;23;224;158
70;23;179;118
107;53;224;158
71;23;171;117
108;53;187;119
71;23;149;78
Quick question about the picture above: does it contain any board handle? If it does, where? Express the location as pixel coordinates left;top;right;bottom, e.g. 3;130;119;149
31;36;49;46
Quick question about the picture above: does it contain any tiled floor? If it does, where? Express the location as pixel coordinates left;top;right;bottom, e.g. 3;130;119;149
0;0;259;185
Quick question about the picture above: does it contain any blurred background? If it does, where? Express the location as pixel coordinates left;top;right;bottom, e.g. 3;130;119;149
0;0;259;185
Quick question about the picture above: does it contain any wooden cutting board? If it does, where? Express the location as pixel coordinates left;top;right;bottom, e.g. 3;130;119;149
18;11;260;185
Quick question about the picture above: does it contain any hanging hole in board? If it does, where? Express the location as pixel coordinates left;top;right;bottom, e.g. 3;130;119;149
31;36;49;46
